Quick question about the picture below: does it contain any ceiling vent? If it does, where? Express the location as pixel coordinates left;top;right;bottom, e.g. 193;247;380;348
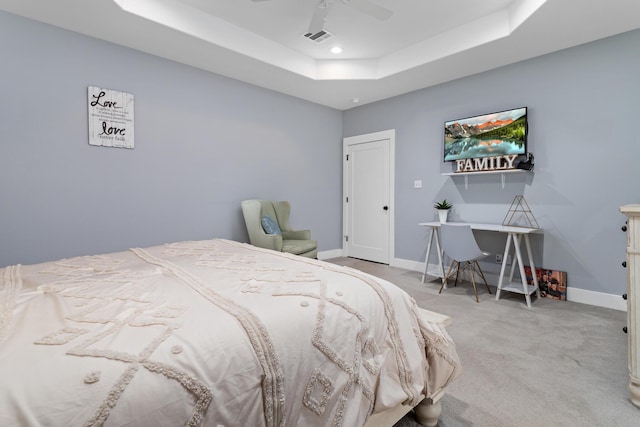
302;30;334;43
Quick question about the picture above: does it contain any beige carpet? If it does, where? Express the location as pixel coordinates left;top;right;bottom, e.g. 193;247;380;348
326;257;638;427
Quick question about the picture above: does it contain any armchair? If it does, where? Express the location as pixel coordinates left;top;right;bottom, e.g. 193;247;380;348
241;200;318;258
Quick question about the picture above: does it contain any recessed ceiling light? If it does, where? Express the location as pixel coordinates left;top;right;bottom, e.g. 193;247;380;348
352;98;360;103
330;46;343;54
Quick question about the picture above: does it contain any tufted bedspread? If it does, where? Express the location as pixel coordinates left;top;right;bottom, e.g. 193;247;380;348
0;239;460;426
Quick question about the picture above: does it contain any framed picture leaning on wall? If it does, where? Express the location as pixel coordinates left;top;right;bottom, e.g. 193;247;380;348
524;266;567;300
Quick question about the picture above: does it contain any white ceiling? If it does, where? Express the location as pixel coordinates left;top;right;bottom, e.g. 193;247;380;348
2;0;640;110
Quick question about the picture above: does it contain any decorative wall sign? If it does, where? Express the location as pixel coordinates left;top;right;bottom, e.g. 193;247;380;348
454;154;518;173
88;86;134;149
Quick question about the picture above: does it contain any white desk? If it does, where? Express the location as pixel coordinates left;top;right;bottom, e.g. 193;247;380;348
419;221;543;308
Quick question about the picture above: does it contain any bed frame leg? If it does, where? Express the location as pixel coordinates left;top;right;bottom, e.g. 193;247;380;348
413;397;442;427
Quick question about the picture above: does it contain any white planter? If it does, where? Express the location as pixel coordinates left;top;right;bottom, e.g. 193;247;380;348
438;209;449;223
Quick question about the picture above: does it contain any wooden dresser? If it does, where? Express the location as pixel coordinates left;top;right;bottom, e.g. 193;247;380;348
620;204;640;408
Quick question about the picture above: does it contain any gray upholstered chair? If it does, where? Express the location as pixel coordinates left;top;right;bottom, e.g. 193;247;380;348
438;223;492;302
241;199;318;258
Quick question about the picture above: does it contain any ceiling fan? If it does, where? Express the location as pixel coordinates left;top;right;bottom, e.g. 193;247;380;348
251;0;393;35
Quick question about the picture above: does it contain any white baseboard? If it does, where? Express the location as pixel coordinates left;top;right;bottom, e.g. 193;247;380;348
399;259;627;312
318;248;344;261
321;251;627;312
565;287;626;311
391;257;424;272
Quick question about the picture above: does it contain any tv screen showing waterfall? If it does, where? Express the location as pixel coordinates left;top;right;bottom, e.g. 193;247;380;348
443;107;527;162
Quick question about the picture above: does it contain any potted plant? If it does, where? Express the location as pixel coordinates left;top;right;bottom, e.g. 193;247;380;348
434;199;453;223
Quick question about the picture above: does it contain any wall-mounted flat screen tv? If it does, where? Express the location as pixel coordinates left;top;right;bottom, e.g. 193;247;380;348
443;107;527;162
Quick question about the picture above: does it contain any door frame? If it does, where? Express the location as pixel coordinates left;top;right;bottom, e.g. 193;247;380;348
343;129;395;263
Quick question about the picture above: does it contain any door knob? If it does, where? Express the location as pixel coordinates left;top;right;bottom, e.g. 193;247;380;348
383;206;389;211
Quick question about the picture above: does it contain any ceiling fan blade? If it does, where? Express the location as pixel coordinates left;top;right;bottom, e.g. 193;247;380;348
308;1;331;35
346;0;393;20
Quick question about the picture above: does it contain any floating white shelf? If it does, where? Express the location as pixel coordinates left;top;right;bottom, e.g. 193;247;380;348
441;169;526;177
442;169;530;189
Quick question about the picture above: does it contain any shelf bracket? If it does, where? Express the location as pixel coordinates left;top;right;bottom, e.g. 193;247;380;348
464;175;469;190
501;173;506;189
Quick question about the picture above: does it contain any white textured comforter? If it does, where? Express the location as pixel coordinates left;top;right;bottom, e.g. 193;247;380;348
0;239;460;426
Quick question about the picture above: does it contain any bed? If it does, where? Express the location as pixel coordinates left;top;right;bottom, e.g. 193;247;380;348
0;238;460;426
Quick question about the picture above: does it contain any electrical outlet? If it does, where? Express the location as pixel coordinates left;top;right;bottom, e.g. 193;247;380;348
496;254;512;264
413;180;422;189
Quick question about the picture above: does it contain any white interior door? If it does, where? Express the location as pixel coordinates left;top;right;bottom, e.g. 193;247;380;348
343;130;395;264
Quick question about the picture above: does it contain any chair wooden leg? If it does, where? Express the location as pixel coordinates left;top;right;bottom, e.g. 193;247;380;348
469;262;480;303
439;261;457;294
440;260;490;304
453;262;461;287
474;261;492;294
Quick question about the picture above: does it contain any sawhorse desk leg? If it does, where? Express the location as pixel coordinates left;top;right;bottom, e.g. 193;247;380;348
421;226;445;284
495;232;541;308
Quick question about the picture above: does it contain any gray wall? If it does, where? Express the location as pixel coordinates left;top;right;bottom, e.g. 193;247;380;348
0;11;343;267
344;28;640;296
3;9;639;298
